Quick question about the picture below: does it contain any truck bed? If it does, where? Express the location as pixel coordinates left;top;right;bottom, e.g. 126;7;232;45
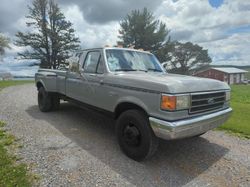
36;69;67;94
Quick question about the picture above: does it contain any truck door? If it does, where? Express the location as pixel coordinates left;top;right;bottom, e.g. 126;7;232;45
79;50;105;107
66;51;87;101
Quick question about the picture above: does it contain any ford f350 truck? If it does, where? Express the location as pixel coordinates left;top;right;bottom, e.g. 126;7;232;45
35;47;232;161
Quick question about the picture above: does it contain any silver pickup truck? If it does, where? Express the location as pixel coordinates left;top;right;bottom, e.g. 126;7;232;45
35;47;232;161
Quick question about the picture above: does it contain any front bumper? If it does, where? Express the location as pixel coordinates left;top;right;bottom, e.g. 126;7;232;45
149;108;232;140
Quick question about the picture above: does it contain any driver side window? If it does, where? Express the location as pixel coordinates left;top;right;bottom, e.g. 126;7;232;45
83;51;102;73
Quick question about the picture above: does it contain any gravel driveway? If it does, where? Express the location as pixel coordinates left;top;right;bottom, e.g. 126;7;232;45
0;84;249;187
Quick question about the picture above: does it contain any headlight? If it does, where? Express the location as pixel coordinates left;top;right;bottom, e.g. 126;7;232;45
225;91;230;101
161;94;190;111
176;95;190;109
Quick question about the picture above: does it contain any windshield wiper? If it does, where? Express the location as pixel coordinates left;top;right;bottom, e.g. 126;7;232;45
147;68;162;72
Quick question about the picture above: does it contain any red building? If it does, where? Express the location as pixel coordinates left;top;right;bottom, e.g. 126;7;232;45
194;67;248;85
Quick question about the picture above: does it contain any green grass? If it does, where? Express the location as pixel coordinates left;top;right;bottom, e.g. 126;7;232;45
0;121;32;187
0;80;33;90
218;85;250;138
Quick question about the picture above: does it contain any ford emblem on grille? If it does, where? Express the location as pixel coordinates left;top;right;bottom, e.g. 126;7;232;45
207;98;215;104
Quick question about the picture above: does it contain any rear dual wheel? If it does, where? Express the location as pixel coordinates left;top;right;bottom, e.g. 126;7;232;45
38;87;60;112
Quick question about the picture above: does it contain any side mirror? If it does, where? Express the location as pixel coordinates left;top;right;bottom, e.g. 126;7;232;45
68;57;80;73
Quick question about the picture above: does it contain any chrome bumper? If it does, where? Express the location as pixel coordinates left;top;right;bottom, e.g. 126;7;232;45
149;108;232;140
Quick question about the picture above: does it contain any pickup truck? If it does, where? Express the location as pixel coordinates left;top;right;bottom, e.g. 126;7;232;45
35;47;232;161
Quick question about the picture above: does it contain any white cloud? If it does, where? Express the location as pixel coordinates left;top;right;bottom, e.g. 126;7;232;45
0;57;39;77
203;33;250;65
155;0;250;65
62;5;120;48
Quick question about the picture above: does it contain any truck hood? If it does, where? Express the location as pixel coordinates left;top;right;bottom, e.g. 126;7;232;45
106;72;230;93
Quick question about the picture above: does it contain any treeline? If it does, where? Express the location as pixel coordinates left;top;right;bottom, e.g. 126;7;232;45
2;0;212;75
118;8;211;75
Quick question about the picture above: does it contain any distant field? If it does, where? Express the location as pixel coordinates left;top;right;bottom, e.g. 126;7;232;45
218;85;250;138
0;80;33;90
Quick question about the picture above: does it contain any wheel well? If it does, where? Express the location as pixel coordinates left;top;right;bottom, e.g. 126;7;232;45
115;102;148;119
36;82;44;90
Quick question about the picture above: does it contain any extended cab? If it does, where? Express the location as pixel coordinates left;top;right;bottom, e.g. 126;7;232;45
35;47;232;161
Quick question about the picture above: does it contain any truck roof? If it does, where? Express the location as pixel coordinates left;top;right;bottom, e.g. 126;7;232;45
75;47;152;54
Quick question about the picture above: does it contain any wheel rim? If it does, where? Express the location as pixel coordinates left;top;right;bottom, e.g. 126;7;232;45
123;122;141;147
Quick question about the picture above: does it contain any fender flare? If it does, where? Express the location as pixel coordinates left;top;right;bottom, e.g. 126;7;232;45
36;80;47;91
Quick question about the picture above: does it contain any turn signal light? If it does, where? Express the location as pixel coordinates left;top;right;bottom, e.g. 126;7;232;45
161;95;176;111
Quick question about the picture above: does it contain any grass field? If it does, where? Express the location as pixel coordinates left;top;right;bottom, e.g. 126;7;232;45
218;85;250;138
0;80;33;90
0;80;34;186
0;121;32;186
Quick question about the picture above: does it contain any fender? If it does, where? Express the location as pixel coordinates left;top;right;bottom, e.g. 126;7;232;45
115;96;149;114
36;79;47;91
35;71;58;92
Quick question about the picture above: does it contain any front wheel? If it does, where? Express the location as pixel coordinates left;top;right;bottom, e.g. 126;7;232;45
116;110;159;161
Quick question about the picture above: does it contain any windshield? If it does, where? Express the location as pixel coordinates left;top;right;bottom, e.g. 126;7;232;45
105;49;164;72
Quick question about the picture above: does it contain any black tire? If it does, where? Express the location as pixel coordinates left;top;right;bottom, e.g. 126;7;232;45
116;109;159;161
38;87;53;112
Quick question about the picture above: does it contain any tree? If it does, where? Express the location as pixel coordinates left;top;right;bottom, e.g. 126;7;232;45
0;33;10;57
119;8;170;53
15;0;80;69
160;41;212;75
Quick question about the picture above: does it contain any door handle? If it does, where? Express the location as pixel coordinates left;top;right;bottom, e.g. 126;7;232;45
100;80;104;85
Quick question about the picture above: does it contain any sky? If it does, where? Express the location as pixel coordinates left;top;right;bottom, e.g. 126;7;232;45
0;0;250;76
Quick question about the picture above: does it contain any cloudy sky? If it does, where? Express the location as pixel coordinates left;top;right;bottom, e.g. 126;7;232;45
0;0;250;76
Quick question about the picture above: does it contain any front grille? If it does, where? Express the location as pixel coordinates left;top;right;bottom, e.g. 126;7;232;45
189;91;226;114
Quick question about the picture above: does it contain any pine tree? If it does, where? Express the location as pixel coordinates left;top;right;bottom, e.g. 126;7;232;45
0;33;10;57
119;8;170;53
15;0;80;69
